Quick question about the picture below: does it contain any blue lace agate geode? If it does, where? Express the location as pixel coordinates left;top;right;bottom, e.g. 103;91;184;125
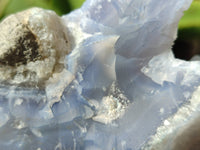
0;0;197;149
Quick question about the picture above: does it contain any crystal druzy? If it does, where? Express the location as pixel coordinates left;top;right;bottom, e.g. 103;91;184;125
0;0;197;149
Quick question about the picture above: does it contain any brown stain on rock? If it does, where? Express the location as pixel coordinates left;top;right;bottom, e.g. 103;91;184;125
0;25;41;66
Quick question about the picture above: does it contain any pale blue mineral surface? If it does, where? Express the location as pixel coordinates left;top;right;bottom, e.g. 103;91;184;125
0;0;197;149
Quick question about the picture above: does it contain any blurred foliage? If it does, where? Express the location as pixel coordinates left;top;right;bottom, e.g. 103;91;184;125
173;0;200;60
0;0;85;20
178;0;200;39
179;0;200;29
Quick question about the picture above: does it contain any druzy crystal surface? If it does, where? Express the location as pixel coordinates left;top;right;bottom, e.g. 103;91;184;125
0;0;197;149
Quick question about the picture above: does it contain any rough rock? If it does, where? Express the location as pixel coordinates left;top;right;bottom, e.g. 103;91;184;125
0;8;70;87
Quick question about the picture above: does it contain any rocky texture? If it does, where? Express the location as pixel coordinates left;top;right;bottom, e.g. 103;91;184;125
0;8;70;87
0;0;198;150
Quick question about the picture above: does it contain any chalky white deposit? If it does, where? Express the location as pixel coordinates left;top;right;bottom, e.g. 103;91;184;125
0;0;198;150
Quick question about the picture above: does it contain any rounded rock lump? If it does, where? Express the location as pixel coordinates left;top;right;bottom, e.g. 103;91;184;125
0;8;70;87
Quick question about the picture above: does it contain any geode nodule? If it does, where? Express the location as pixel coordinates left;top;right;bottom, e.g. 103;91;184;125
0;0;198;150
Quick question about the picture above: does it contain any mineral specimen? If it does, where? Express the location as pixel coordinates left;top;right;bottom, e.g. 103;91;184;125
0;0;197;149
0;8;70;87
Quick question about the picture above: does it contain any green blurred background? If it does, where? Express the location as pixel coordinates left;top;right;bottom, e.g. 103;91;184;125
0;0;85;20
0;0;199;61
174;0;200;60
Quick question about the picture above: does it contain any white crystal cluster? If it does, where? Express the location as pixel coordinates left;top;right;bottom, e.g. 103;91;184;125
0;0;197;149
